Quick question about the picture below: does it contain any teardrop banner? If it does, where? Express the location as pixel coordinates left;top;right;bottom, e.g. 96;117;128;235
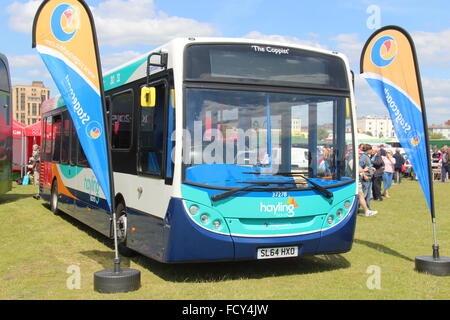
33;0;141;291
360;25;450;276
32;0;112;213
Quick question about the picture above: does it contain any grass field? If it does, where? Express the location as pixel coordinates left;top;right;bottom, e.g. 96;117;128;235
0;180;449;300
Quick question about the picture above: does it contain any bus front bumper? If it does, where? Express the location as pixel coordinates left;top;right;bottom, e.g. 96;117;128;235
160;197;358;263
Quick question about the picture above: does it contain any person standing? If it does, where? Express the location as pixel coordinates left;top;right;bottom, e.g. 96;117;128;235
393;148;404;184
360;144;375;211
371;146;385;201
31;144;41;200
31;144;40;185
441;146;449;182
432;148;441;164
382;150;396;198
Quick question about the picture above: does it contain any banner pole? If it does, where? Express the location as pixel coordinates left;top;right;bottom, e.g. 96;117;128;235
432;218;439;259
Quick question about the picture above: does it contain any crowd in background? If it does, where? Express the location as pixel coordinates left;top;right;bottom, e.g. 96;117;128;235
358;144;402;217
432;146;450;183
358;143;449;217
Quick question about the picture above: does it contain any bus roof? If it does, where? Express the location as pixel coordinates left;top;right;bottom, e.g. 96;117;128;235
103;37;349;90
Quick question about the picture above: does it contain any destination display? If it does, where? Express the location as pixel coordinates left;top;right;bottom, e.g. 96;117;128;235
185;44;349;90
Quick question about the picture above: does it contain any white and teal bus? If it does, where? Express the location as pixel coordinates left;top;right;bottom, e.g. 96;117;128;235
40;38;358;262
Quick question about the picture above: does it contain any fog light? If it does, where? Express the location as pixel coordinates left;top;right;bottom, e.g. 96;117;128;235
200;214;209;224
327;216;334;225
189;205;199;215
336;209;343;218
344;201;351;209
213;220;221;230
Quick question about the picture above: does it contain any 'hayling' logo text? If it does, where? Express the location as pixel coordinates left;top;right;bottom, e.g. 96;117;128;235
260;202;295;217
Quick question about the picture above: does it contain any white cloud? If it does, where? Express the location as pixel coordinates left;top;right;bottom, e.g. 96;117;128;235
6;0;40;33
25;69;51;79
91;0;217;47
332;33;364;67
411;29;450;68
244;31;327;50
421;78;450;125
101;50;143;71
6;53;55;91
6;0;217;47
7;54;43;69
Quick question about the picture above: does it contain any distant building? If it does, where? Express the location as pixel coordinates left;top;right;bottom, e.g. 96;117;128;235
292;117;302;136
429;124;450;139
12;81;50;126
357;115;396;139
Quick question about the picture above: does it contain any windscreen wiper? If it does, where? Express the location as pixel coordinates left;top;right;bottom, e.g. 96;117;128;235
243;171;333;199
290;173;334;199
210;181;297;202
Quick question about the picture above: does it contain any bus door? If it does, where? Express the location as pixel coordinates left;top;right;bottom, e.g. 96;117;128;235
41;116;54;190
59;111;75;210
137;80;168;178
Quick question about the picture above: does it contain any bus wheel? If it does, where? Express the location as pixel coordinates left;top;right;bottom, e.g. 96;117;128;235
116;202;137;257
50;181;59;214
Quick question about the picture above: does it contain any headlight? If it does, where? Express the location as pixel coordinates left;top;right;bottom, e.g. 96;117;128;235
344;201;351;210
327;216;334;225
200;214;209;224
189;205;199;215
212;220;221;230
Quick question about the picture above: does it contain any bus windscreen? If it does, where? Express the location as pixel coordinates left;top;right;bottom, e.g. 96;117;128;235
185;44;349;90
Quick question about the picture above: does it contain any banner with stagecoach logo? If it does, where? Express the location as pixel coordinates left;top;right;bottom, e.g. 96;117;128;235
360;26;434;215
32;0;112;211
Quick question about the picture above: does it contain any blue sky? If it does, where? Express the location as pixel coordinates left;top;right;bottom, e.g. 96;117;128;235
1;0;450;124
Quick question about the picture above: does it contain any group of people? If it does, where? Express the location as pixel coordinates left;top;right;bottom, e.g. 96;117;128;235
431;146;449;182
357;144;405;217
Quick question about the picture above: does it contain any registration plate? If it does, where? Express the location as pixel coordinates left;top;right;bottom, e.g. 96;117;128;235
257;246;298;259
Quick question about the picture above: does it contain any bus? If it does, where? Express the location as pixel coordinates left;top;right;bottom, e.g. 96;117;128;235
40;38;358;263
0;53;12;195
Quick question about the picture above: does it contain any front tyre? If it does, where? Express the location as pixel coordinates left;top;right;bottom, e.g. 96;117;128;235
116;202;137;258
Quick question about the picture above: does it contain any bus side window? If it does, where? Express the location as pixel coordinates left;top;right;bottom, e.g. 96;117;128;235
70;120;77;165
0;60;9;92
105;96;111;136
77;140;88;167
138;82;166;176
111;91;133;149
43;116;53;162
61;111;70;164
52;116;62;162
0;60;10;125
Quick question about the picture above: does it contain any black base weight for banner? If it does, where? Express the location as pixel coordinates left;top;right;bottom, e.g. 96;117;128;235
94;268;141;293
415;256;450;276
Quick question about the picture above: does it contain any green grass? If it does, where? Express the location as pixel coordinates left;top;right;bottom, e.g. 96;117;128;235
0;180;449;299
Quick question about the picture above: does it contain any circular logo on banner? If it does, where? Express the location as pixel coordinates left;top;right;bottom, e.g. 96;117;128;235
51;4;80;42
371;36;398;67
86;121;102;140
